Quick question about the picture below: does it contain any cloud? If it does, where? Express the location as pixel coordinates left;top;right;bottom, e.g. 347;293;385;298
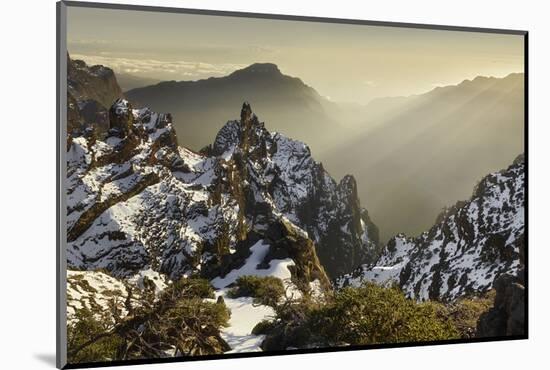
68;39;114;46
362;80;377;87
70;53;247;80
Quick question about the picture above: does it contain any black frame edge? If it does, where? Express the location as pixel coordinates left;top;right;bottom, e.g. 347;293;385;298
64;335;528;369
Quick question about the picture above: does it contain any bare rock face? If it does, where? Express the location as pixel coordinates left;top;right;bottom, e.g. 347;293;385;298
67;54;124;136
68;54;123;109
109;98;134;135
477;269;525;337
263;217;332;292
67;92;83;135
79;99;109;132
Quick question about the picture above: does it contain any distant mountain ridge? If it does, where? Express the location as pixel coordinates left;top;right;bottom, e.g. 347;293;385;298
117;72;161;91
125;63;341;155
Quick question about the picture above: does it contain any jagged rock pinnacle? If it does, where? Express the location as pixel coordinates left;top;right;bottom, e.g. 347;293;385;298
241;101;253;123
236;102;269;159
338;175;359;196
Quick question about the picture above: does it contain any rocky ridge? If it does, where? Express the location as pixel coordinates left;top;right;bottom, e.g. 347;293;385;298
204;102;380;277
67;100;380;300
338;155;525;301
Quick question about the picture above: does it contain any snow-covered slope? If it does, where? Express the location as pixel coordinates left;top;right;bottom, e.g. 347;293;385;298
211;290;275;353
67;100;378;288
67;100;245;281
67;270;138;324
67;267;275;354
338;155;525;301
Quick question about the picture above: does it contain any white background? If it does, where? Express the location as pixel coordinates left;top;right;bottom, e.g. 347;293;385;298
0;0;546;368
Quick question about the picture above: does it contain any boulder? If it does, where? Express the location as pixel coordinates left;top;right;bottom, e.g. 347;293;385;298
476;269;525;337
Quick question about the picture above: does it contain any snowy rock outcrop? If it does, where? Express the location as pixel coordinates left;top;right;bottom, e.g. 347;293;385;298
206;102;380;277
67;100;387;299
68;101;239;280
67;270;138;324
338;155;525;301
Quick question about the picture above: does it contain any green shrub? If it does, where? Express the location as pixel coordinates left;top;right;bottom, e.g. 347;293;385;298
261;282;459;351
138;297;231;357
165;277;216;300
261;296;324;350
228;275;285;307
251;319;276;335
67;277;230;362
313;283;459;345
67;308;124;364
435;290;495;338
120;277;230;358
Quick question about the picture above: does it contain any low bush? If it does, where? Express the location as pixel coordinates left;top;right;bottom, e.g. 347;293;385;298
67;308;125;364
228;275;285;307
436;290;496;338
314;283;459;345
67;277;230;363
251;319;276;335
166;277;216;300
261;282;459;351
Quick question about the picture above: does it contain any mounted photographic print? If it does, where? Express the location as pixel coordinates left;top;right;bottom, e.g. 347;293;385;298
56;1;528;368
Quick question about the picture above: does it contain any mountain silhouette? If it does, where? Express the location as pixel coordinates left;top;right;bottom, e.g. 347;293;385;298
125;63;340;155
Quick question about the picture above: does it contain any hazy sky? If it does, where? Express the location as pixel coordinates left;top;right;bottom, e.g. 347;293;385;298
67;6;524;103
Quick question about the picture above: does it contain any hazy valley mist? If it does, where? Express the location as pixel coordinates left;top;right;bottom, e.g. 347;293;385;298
123;66;524;242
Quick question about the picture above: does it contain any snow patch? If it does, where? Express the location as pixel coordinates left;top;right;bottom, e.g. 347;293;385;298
211;240;294;289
